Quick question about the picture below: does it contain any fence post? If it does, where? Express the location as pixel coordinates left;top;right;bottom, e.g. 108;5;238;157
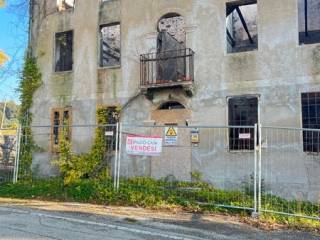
13;125;22;183
253;124;258;217
116;122;122;191
258;123;262;214
113;123;119;189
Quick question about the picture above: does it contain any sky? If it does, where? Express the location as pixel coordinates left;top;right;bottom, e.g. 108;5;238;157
0;0;28;103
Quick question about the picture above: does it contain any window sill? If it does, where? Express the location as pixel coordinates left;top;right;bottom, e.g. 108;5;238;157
53;70;73;75
299;42;320;48
98;65;121;70
228;149;255;153
226;49;258;56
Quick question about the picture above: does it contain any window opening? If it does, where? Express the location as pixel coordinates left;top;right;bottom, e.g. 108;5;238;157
100;23;121;67
55;31;73;72
228;96;258;150
157;13;186;81
57;0;75;11
299;0;320;44
226;0;258;53
301;92;320;153
159;101;185;110
51;107;72;152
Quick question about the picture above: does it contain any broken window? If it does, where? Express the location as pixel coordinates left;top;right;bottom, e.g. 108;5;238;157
159;101;185;110
301;92;320;153
100;23;121;67
228;96;258;150
226;0;258;53
156;14;186;81
51;107;72;152
57;0;75;11
299;0;320;45
55;31;73;72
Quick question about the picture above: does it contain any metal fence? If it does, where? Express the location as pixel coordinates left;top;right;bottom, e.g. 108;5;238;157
0;127;20;183
115;124;320;221
18;124;118;181
7;123;320;221
115;124;258;212
259;126;320;220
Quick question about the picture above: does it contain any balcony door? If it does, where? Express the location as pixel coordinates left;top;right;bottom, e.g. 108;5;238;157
156;13;186;83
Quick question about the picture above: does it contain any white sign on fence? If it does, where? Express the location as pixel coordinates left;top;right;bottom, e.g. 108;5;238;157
126;135;162;156
164;127;178;146
239;133;251;139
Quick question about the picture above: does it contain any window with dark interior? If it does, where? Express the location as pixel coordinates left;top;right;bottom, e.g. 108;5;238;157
301;92;320;153
228;96;258;150
159;101;185;110
226;0;258;53
100;23;121;67
299;0;320;45
55;31;73;72
51;107;72;152
156;13;186;82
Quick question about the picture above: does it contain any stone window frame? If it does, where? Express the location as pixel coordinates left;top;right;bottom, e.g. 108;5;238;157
50;107;72;153
98;22;121;69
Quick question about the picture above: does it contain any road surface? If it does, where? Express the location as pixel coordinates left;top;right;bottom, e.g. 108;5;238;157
0;199;318;240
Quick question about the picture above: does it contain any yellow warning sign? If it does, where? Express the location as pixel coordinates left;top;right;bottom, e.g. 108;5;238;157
165;127;178;146
166;127;177;137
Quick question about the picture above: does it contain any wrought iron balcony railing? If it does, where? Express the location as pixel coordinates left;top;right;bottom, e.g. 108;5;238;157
140;48;194;89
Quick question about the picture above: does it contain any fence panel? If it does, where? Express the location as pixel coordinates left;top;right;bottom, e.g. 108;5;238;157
117;125;257;212
259;126;320;220
0;128;20;183
20;124;118;183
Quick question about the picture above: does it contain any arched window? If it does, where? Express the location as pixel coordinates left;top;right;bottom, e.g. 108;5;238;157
157;13;186;44
158;101;186;110
156;13;186;81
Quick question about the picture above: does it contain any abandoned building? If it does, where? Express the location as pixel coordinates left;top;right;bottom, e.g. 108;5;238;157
28;0;320;201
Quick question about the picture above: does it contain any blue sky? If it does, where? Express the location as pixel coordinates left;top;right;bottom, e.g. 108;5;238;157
0;0;28;103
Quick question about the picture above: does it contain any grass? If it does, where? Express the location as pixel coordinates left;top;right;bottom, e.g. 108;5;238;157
0;177;319;231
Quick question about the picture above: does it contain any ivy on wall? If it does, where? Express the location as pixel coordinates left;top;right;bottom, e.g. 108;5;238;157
56;106;121;185
18;57;43;179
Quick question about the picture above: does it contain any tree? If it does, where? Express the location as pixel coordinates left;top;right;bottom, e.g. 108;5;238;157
0;0;8;67
0;50;9;67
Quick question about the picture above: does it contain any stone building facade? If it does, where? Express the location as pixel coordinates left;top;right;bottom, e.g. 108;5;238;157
29;0;320;200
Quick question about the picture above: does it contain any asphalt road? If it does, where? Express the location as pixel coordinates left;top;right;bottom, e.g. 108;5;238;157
0;203;318;240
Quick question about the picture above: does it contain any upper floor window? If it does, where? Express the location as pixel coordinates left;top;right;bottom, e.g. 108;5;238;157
298;0;320;45
226;0;258;53
100;23;121;67
55;30;73;72
57;0;75;11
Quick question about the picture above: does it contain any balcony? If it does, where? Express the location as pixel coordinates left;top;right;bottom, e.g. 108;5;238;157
140;48;195;97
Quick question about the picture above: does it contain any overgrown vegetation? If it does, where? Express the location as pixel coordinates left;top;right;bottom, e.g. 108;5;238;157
0;177;319;231
55;106;121;185
18;57;42;179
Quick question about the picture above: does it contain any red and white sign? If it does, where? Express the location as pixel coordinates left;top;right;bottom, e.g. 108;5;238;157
239;133;251;139
126;135;162;156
